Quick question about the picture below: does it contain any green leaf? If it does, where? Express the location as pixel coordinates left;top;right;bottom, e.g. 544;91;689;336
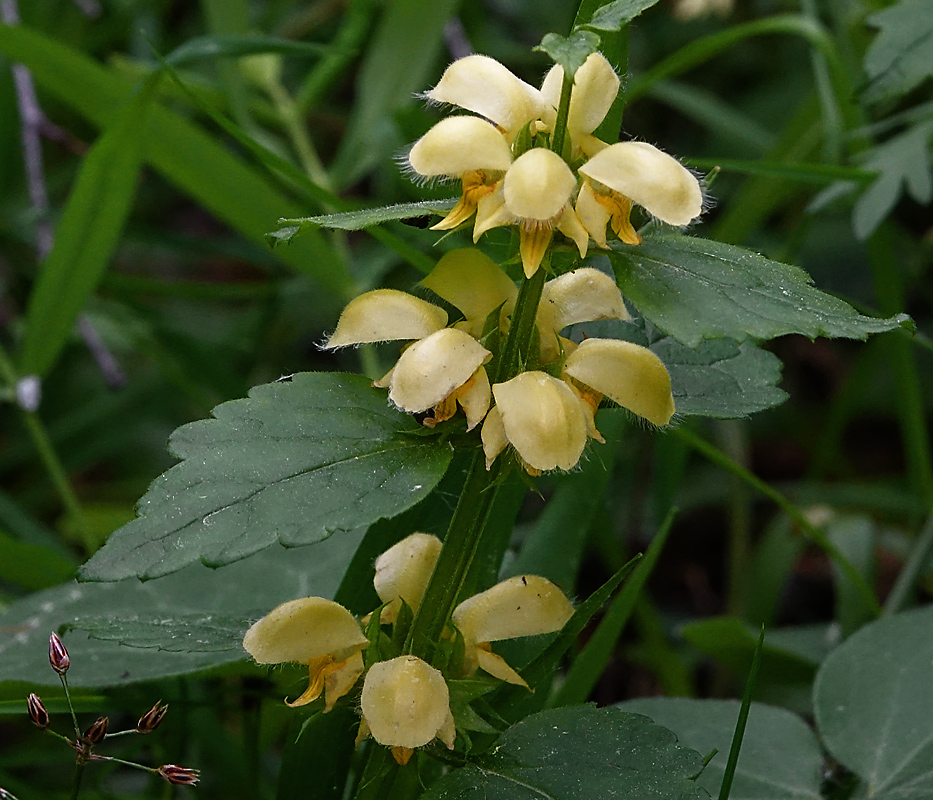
79;373;452;582
19;81;152;377
618;699;822;800
0;530;362;688
0;23;352;297
535;31;602;78
814;604;933;800
863;0;933;103
270;200;456;245
580;0;663;31
422;705;709;800
164;34;333;66
852;121;933;240
827;515;877;636
570;317;787;419
608;233;911;348
0;530;75;590
65;613;249;652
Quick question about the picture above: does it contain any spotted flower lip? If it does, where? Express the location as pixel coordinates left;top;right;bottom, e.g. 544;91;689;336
452;575;574;687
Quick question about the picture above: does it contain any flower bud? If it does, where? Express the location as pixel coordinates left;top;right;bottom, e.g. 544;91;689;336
136;701;169;733
158;765;200;786
83;716;109;745
48;633;70;675
27;693;49;729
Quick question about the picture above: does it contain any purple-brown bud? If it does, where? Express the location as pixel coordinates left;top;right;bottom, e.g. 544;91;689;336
83;716;109;745
136;701;169;733
48;632;70;675
158;765;200;786
27;693;50;729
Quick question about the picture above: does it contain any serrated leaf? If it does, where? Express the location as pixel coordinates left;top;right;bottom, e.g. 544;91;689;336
535;31;602;78
608;233;911;348
0;530;362;687
618;698;822;800
164;34;332;66
422;705;709;800
581;0;663;31
852;121;933;240
79;373;452;582
269;200;456;246
568;317;787;419
863;0;933;103
814;605;933;800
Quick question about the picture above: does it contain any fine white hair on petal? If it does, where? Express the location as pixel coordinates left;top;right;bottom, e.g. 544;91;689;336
408;116;513;178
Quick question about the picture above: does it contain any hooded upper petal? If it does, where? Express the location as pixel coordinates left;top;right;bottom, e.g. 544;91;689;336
540;52;620;143
389;327;491;413
425;55;545;138
503;148;578;221
578;142;702;226
408;116;513;178
492;372;588;471
325;290;447;348
373;533;442;622
563;338;675;426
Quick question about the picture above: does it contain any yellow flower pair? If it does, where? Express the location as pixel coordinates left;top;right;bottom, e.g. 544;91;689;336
408;52;703;276
243;533;573;764
325;249;675;474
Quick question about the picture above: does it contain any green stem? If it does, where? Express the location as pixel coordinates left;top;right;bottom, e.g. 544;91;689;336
269;80;331;189
69;764;85;800
675;426;882;617
495;268;547;382
551;73;574;159
59;673;81;739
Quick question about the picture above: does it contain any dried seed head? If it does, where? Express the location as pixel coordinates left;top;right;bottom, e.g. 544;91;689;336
27;693;50;729
158;765;200;786
83;716;109;745
48;633;70;675
136;701;169;733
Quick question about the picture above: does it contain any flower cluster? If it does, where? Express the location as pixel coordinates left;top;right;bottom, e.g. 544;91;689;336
408;52;703;277
325;248;675;474
242;533;573;765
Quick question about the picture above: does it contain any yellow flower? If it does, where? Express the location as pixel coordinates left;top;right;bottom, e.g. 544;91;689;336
359;655;456;765
451;575;574;688
242;597;368;711
373;533;442;623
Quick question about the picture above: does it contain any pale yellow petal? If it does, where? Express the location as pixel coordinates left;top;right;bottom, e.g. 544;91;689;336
437;710;457;749
481;406;508;470
453;574;574;645
421;248;517;327
539;268;629;333
458;366;491;431
518;225;553;278
325;290;447;348
503;148;577;221
243;597;367;664
475;647;529;688
575;180;611;247
426;55;545;138
555;206;590;258
374;533;442;622
323;650;365;712
579;141;702;226
492;372;588;472
540;53;619;142
472;185;513;240
408;116;512;177
389;328;492;413
360;656;451;749
563;338;675;426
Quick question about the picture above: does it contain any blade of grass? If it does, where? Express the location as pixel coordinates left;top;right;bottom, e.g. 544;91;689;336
686;157;875;184
551;507;678;707
884;512;933;615
164;34;333;67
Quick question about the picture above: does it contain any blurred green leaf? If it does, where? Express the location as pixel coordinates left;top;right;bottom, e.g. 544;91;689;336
535;31;601;77
164;34;333;66
827;515;877;637
863;0;933;103
19;82;152;377
608;233;912;348
0;530;74;590
814;605;933;800
422;706;709;800
79;374;452;582
580;0;663;31
65;612;248;652
0;530;362;687
618;698;822;800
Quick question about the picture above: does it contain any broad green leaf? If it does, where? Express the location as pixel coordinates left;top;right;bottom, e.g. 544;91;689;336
79;373;452;582
852;121;933;240
65;613;248;652
608;233;911;348
0;24;352;297
0;530;362;688
536;31;602;78
0;530;75;591
568;317;788;419
164;34;332;67
270;200;456;245
863;0;933;103
19;82;151;377
618;698;822;800
814;604;933;800
581;0;663;31
422;705;709;800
